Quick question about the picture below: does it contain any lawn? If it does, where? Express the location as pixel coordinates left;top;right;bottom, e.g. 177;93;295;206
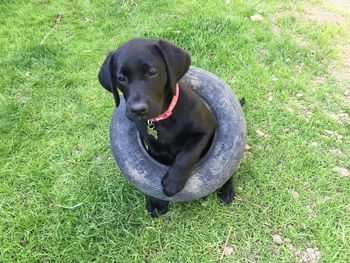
1;0;349;262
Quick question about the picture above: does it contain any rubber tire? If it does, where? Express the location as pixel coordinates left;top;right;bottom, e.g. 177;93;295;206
110;66;246;201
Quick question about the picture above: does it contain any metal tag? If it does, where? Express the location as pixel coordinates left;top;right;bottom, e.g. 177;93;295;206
147;120;158;139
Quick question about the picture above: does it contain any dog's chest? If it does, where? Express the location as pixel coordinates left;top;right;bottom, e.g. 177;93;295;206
138;120;184;143
137;121;189;160
147;126;186;147
152;124;178;143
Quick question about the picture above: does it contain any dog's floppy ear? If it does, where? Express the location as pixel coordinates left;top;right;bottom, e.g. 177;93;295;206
98;51;120;107
156;39;191;94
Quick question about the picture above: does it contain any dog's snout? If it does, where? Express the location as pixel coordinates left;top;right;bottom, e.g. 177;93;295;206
130;102;148;116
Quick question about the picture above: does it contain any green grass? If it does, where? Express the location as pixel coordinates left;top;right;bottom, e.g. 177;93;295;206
1;0;349;262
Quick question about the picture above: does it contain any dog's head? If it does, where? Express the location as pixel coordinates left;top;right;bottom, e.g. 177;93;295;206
98;38;191;121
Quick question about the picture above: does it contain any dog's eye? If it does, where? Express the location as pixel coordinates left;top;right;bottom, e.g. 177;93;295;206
117;75;126;82
148;68;158;77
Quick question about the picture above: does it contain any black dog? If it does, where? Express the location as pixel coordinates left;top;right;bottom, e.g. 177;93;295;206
98;38;234;216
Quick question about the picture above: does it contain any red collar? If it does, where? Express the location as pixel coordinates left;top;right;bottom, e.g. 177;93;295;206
148;83;180;123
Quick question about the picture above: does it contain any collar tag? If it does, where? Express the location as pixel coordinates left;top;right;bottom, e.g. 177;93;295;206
147;120;158;139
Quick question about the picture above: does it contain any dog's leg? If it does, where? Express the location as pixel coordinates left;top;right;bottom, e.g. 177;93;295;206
146;196;169;217
161;133;212;196
217;177;235;204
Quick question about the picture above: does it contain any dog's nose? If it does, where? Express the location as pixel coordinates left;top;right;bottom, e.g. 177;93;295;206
130;102;148;116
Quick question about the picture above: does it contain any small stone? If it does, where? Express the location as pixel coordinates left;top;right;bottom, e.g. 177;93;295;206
272;234;283;245
333;167;349;177
260;49;269;56
223;246;234;255
325;130;334;136
25;71;31;77
310;142;318;147
284;238;291;243
272;76;278;82
290;190;300;199
305;247;321;263
286;242;295;251
296;93;303;97
329;149;344;157
268;92;273;102
250;14;264;21
245;144;252;150
256;129;266;137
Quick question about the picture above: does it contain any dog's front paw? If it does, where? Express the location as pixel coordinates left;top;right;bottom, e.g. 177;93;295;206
161;170;186;197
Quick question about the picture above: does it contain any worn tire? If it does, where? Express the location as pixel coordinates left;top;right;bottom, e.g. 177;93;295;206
110;66;246;201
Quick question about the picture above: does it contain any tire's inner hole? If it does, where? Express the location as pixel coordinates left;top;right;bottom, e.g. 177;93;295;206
140;131;215;166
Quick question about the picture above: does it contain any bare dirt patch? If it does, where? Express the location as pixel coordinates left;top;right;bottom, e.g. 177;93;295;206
302;1;350;101
324;0;350;9
302;3;347;24
283;238;321;263
329;44;350;84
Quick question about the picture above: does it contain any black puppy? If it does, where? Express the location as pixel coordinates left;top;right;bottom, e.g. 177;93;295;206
98;38;234;216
